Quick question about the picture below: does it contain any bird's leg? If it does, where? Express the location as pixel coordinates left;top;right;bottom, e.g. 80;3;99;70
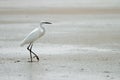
30;44;39;61
27;43;33;62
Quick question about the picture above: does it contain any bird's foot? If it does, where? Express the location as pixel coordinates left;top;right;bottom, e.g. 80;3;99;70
33;56;39;61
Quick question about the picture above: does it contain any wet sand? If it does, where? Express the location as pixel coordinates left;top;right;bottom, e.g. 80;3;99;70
0;8;120;15
0;0;120;79
0;43;120;80
0;20;120;80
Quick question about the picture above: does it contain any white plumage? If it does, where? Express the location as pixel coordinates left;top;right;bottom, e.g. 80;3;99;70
20;26;45;46
20;22;52;62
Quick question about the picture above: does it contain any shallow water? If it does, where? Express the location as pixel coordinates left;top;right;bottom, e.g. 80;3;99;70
0;14;120;49
0;0;120;80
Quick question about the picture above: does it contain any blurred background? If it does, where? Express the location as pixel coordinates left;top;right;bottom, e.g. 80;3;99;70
0;0;120;49
0;1;120;80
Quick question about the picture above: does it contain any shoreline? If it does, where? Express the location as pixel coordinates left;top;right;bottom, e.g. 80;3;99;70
0;43;120;80
0;8;120;15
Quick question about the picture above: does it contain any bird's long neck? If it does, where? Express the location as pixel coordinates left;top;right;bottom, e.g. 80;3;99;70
40;23;43;28
40;23;43;27
39;23;45;31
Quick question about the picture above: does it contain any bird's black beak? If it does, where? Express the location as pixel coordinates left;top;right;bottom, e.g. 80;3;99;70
45;22;52;24
40;22;52;25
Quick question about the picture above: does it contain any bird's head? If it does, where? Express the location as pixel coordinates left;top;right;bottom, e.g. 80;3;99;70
40;22;52;25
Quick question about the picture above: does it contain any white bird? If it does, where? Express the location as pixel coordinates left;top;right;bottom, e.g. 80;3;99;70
20;22;52;62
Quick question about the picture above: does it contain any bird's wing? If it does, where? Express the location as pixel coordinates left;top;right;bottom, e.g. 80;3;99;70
20;28;44;46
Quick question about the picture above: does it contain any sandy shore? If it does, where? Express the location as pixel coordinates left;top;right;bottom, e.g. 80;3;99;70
0;8;120;15
0;0;120;80
0;11;120;80
0;40;120;80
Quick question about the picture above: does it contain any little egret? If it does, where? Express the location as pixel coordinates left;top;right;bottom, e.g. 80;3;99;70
20;22;52;62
